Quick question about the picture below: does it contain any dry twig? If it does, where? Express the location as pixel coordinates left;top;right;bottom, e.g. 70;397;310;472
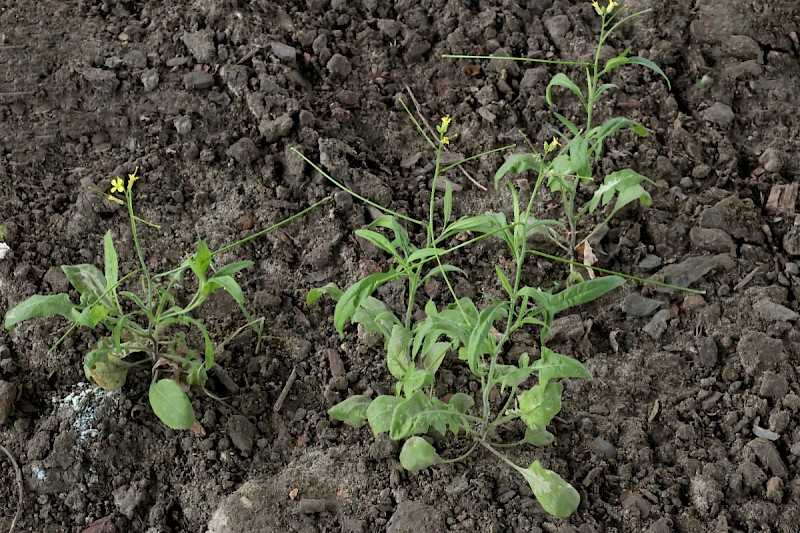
0;443;22;533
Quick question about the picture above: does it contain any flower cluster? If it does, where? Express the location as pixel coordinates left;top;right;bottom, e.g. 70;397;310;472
592;0;618;15
107;169;139;204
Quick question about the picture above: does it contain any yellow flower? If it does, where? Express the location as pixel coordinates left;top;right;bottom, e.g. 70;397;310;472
110;177;124;194
441;115;451;128
592;0;603;15
127;170;139;189
442;136;450;145
607;0;618;12
107;194;124;205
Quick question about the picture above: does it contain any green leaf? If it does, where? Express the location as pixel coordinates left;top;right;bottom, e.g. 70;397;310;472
495;265;513;297
4;293;80;330
178;316;215;371
213;260;254;278
366;395;404;435
103;230;118;298
518;461;580;517
553;112;580;137
334;271;398;338
190;240;212;281
465;301;507;376
74;302;111;328
148;379;196;430
401;369;434;397
546;73;586;108
187;360;208;387
443;181;453;226
568;135;591;180
518;382;563;429
406;247;444;264
355;229;399;258
399;437;439;471
328;395;371;425
524;426;555;447
585;169;649;213
421;264;465;284
369;215;412;255
422;341;450;375
593;82;619;100
307;282;342;306
207;275;245;304
84;339;128;391
353;297;400;338
62;264;111;307
387;324;412;381
549;276;625;315
448;392;474;414
533;347;592;385
601;51;670;89
390;390;430;439
119;290;147;311
494;153;541;189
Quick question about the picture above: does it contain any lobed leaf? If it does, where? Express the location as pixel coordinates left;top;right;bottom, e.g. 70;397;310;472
328;395;371;426
533;347;592;385
518;461;580;518
518;382;563;429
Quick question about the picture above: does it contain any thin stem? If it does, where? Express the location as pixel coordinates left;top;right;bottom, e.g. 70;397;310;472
438;441;480;464
443;54;591;67
126;192;153;311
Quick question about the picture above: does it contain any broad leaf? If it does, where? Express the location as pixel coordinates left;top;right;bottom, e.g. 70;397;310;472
533;347;592;385
307;282;342;306
189;240;212;281
400;437;439;471
355;229;399;259
149;379;195;430
524;426;555;447
549;276;625;315
207;275;245;304
4;293;80;330
84;339;128;391
366;395;404;435
387;324;412;381
62;264;111;307
518;461;580;518
518;382;563;429
334;270;398;338
328;395;371;425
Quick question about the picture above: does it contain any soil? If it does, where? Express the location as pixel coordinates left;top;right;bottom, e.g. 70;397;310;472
1;0;799;532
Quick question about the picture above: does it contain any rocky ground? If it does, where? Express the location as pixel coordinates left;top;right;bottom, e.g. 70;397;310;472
1;0;799;531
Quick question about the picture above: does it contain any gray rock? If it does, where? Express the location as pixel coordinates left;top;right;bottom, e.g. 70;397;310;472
692;164;711;179
783;227;800;256
722;35;762;61
544;14;571;39
227;415;256;453
326;53;352;77
638;254;662;269
754;298;799;322
737;331;787;376
226;138;259;165
747;438;788;478
77;67;119;93
698;194;763;244
181;29;216;64
259;114;294;143
113;484;143;519
487;48;520;76
123;50;147;69
140;69;159;92
695;337;718;367
270;41;297;61
593;437;617;460
690;227;734;254
173;116;192;135
377;19;402;38
647;518;674;533
702;102;734;127
759;148;783;173
622;294;664;317
737;460;767;490
758;371;789;399
690;475;723;515
386;501;446;533
183;70;214;90
660;254;734;288
643;309;671;340
43;266;69;293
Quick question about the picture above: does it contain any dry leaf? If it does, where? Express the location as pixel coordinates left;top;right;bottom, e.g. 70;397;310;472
581;240;597;279
288;488;300;500
648;399;660;423
190;421;206;438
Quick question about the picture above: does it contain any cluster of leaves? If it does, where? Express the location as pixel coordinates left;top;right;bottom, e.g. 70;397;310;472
4;171;327;429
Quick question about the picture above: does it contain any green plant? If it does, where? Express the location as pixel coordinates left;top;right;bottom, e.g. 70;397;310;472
448;0;669;281
4;170;329;430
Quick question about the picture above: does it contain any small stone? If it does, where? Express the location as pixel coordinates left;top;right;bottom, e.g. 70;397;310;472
225;138;259;165
660;254;734;288
78;67;119;93
140;69;159;92
681;294;707;311
765;477;783;503
689;227;734;254
544;14;571;39
298;109;315;127
737;461;766;490
621;293;664;317
783;228;800;256
122;50;147;69
593;437;617;460
690;475;723;515
702;102;734;127
759;148;783;173
377;19;402;38
642;309;671;340
646;518;673;533
386;501;446;533
173;116;192;135
208;90;231;107
227;415;257;453
695;337;718;368
638;254;662;269
113;485;143;519
270;41;296;61
311;34;327;55
754;298;799;323
737;331;787;376
165;57;188;67
758;371;789;399
259;114;294;143
181;29;216;64
747;438;788;478
43;266;69;293
722;35;762;61
487;48;520;76
699;196;763;243
183;70;214;90
368;434;398;460
326;54;352;77
692;164;711;179
105;56;123;68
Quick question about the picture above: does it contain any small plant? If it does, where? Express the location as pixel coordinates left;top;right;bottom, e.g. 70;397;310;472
299;1;673;518
449;0;670;280
4;170;328;430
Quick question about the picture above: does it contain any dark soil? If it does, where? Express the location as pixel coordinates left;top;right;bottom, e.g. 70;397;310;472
2;1;799;532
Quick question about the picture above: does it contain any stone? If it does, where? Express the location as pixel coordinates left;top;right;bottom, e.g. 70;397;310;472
43;266;69;293
783;227;800;256
270;41;296;61
140;69;159;92
737;461;767;490
113;484;143;519
642;309;671;339
638;254;662;269
747;438;788;478
227;415;257;453
699;195;763;243
183;70;214;90
737;331;787;376
759;148;783;173
702;102;734;127
77;67;119;93
690;227;735;254
621;294;664;317
487;48;520;76
173;116;192;135
647;518;673;533
689;475;723;515
259;114;294;143
544;14;571;39
758;372;789;399
695;337;718;368
754;298;799;322
593;437;617;460
122;50;147;69
386;501;446;533
226;138;259;165
660;254;734;288
181;29;216;64
326;53;352;77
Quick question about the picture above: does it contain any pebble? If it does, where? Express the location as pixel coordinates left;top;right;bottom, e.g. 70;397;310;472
646;518;673;533
226;138;259;164
689;475;723;515
746;438;788;478
689;227;734;254
702;102;734;127
270;41;297;61
692;164;711;179
227;415;257;454
660;254;734;288
722;35;762;61
173;116;192;135
183;70;214;90
754;298;799;322
181;29;216;64
695;337;718;367
759;148;783;173
783;227;800;256
621;293;664;317
487;48;520;76
141;69;159;92
638;254;662;269
643;309;671;340
259;114;294;143
758;371;789;399
123;50;147;69
326;53;352;77
298;499;337;515
386;501;446;533
699;196;763;243
78;67;120;93
765;477;783;503
593;437;617;460
737;331;787;376
544;14;571;39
